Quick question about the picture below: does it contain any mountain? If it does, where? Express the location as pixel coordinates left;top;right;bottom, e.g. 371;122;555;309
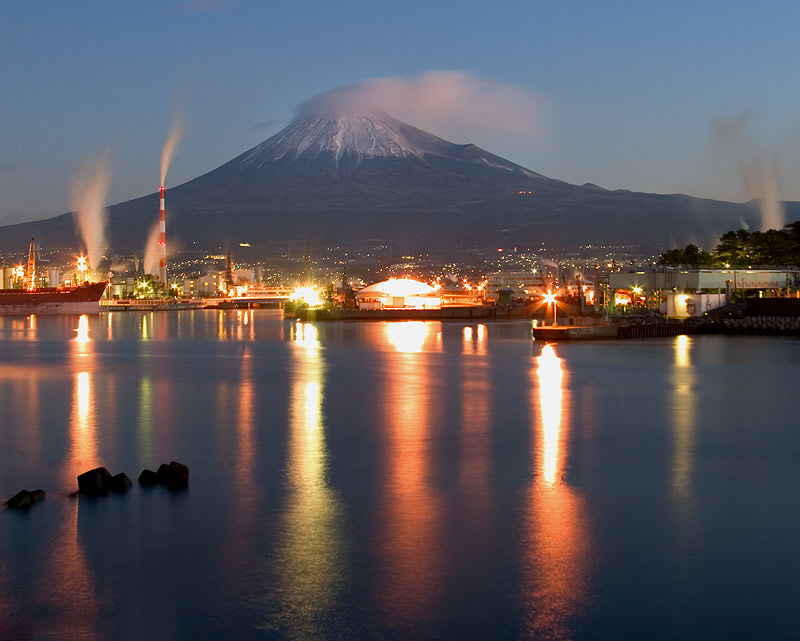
2;110;797;256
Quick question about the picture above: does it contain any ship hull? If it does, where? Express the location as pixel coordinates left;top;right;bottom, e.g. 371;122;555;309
0;282;108;315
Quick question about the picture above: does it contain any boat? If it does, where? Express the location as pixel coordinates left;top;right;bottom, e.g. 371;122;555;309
0;281;108;315
0;237;107;314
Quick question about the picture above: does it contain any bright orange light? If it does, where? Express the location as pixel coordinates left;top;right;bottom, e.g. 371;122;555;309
291;287;322;307
74;315;90;343
376;278;437;297
536;344;564;486
387;322;428;353
543;291;556;305
294;321;320;350
615;290;632;305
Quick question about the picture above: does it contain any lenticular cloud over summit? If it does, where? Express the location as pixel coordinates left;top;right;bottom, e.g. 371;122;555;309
298;71;546;144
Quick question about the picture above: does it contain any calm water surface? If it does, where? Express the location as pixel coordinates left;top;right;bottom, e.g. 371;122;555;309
0;311;798;640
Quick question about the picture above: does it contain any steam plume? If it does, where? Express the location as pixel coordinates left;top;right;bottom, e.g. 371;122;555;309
160;120;184;186
710;112;785;231
299;71;545;142
143;221;162;277
70;153;110;271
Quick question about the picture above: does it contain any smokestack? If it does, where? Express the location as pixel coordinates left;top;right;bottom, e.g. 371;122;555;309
26;237;36;291
158;185;167;285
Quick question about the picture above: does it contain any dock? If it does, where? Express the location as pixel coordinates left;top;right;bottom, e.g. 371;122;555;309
532;324;619;341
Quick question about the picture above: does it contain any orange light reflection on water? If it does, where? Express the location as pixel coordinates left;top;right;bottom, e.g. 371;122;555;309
268;322;344;635
386;321;429;353
36;502;102;640
523;343;591;639
671;334;696;506
376;342;443;624
66;316;99;487
74;314;90;344
462;323;488;355
537;344;565;486
236;348;255;483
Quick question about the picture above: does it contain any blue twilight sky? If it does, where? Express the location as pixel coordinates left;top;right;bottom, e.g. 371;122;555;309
2;0;800;224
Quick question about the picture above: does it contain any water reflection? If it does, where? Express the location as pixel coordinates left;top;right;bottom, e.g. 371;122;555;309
460;337;490;485
537;344;565;486
671;335;695;495
268;322;344;636
523;343;591;639
66;317;99;487
669;335;699;566
376;340;443;625
462;323;488;355
66;370;98;486
386;321;429;353
75;314;90;344
137;376;154;467
36;502;102;640
236;348;256;483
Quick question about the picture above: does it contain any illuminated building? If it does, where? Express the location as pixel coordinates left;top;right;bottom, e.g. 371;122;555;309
356;278;441;310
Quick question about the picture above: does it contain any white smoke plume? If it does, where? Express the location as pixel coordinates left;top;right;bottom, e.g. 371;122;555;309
299;70;545;142
143;221;162;277
70;152;110;271
160;120;184;186
710;111;785;231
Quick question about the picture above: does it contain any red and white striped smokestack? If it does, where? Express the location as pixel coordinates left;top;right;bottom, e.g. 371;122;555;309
158;185;167;285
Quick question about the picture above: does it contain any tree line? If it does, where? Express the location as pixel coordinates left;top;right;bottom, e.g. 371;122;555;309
659;221;800;267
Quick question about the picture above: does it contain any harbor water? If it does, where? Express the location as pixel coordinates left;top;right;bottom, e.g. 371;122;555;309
1;311;799;640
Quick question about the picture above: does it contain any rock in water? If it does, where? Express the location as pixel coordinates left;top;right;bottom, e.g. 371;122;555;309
6;490;31;509
155;461;190;489
77;467;113;495
168;461;190;487
110;472;132;493
138;469;159;487
5;489;45;509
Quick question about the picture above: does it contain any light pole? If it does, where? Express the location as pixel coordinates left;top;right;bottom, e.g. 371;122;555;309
543;290;557;326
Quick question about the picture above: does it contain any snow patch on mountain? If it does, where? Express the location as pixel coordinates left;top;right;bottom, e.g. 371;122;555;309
239;110;528;175
242;111;438;166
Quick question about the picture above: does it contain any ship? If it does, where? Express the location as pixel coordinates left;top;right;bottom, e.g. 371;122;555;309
0;238;107;315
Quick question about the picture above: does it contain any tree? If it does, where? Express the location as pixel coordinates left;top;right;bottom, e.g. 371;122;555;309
712;230;753;265
658;243;714;266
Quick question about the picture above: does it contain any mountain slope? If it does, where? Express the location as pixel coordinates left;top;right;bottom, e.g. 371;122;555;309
1;110;793;256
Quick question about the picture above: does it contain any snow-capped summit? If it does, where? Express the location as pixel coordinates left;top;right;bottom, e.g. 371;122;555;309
239;109;522;175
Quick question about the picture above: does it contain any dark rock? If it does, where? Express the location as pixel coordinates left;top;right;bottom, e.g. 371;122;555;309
29;489;46;504
138;469;159;487
168;461;190;486
155;463;172;484
77;467;113;495
110;472;132;493
155;461;190;489
5;489;31;509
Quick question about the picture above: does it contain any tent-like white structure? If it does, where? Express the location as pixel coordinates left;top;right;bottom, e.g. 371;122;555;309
356;277;441;310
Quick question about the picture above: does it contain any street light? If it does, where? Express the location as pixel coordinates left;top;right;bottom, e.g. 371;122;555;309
543;290;558;326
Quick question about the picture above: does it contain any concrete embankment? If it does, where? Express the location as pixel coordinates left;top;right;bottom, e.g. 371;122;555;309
533;325;619;341
294;306;532;321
